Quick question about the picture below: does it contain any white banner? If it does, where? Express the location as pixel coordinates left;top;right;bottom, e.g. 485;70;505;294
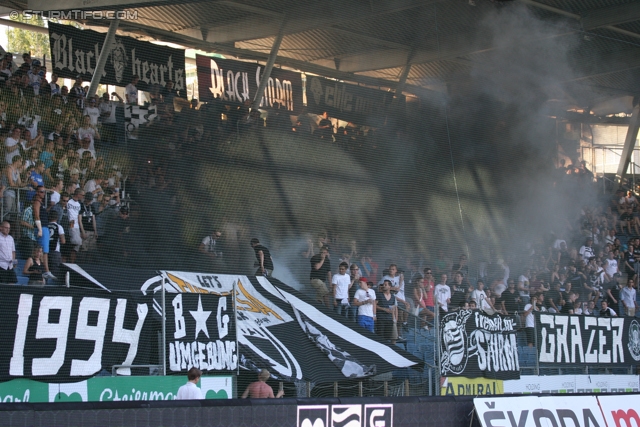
502;375;639;394
597;395;640;427
474;395;607;427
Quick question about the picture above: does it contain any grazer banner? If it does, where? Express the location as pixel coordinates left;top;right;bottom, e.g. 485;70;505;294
306;75;394;125
48;22;186;92
536;313;640;366
440;310;520;380
0;286;153;383
196;55;303;111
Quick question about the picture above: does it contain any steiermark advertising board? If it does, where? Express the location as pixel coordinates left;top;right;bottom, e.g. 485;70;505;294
0;375;232;403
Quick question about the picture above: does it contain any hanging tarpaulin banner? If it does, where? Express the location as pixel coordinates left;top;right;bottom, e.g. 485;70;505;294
140;271;422;383
305;75;395;125
0;286;153;383
536;313;640;366
48;22;186;92
195;55;303;111
439;310;520;380
164;292;237;374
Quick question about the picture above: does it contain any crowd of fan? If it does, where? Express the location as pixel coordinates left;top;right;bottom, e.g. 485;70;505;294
286;166;640;347
0;52;140;284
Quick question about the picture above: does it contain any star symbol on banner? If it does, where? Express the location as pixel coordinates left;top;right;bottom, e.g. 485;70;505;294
190;295;212;339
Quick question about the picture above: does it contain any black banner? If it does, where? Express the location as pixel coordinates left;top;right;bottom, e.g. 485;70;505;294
0;286;153;382
196;55;303;111
48;22;185;92
440;310;520;380
165;293;237;373
536;313;640;366
306;75;394;125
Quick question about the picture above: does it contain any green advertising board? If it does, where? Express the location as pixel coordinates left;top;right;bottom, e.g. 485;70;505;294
0;376;233;403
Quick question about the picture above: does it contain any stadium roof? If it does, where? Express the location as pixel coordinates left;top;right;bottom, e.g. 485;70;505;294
2;0;640;109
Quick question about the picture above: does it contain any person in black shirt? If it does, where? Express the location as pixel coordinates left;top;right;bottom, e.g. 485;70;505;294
499;280;520;314
605;279;621;311
546;281;563;313
310;246;332;307
250;238;273;277
599;300;617;317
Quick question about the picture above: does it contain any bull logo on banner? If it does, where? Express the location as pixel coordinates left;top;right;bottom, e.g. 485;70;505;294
440;311;471;375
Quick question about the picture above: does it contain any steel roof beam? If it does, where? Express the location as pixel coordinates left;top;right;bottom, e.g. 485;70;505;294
581;2;640;30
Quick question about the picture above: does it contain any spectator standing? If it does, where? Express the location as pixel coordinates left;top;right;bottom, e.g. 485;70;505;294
375;279;397;342
32;185;56;280
498;279;521;314
176;368;203;400
331;261;352;316
82;98;101;125
125;75;139;105
310;245;332;307
67;188;85;263
522;295;541;347
0;221;17;284
47;210;65;280
241;369;283;399
250;238;273;277
353;278;376;333
79;192;98;262
70;75;86;110
435;273;451;315
621;279;638;317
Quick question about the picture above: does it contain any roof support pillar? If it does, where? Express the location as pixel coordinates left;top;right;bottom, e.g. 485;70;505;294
616;103;640;186
87;18;120;99
252;19;286;110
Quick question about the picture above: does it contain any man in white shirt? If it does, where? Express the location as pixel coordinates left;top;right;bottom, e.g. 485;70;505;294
0;221;17;284
435;274;451;315
67;188;86;263
4;127;21;165
82;98;101;125
125;75;139;104
176;368;203;400
331;261;353;316
470;279;495;314
603;251;619;283
353;278;376;333
621;279;638;317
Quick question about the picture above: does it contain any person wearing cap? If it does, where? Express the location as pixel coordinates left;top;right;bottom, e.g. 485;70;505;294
27;59;42;96
125;75;139;105
176;367;203;400
70;75;86;109
241;369;284;399
353;277;377;333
